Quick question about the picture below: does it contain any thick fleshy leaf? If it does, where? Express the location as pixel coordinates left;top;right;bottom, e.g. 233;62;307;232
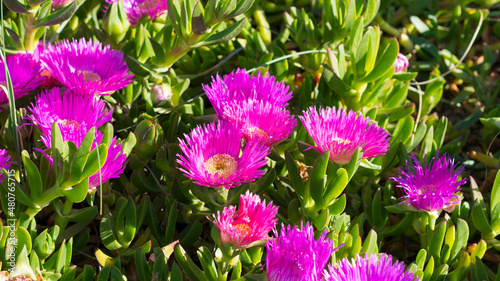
34;1;78;27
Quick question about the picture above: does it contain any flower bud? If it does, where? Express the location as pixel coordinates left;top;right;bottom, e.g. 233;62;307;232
7;260;36;280
102;2;130;44
151;83;172;105
393;53;409;73
134;118;163;160
399;32;414;51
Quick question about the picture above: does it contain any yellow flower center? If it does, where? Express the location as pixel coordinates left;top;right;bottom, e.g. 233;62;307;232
247;127;269;138
418;184;437;194
57;119;81;129
77;70;101;82
41;69;51;78
204;153;237;179
332;137;351;145
233;223;251;237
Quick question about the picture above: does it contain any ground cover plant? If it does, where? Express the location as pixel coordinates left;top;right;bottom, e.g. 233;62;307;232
1;0;500;280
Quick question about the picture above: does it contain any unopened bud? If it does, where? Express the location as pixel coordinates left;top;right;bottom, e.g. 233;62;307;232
134;119;163;160
151;84;172;105
393;53;409;73
102;2;130;44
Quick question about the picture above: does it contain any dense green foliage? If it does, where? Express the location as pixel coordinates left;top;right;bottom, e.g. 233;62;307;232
1;0;500;280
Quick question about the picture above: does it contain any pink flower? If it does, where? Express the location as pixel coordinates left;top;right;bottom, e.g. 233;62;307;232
209;191;279;249
390;152;466;212
27;88;112;148
41;38;133;95
266;222;340;281
203;69;293;117
177;121;269;189
299;106;390;164
324;254;418;281
0;52;44;103
106;0;168;26
222;99;297;147
393;53;409;72
88;134;127;188
0;149;11;183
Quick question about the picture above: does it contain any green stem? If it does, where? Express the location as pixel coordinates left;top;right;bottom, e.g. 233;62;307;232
421;212;428;233
156;44;191;72
217;245;240;275
54;199;73;231
24;12;38;52
25;186;61;219
373;14;401;37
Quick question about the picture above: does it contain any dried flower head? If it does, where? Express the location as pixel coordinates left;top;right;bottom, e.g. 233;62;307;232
28;88;112;148
177;121;269;189
209;191;278;249
222;99;297;147
391;152;466;212
0;53;44;103
203;69;293;117
299;106;390;164
41;38;133;95
266;222;339;281
324;254;418;281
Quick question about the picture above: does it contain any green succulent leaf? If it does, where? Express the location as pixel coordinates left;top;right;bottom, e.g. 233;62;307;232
34;1;78;27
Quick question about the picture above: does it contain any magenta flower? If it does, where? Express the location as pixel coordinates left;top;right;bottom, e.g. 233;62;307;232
393;53;409;73
209;191;278;249
41;38;133;95
203;69;293;117
390;152;466;212
177;121;269;189
0;53;44;103
266;222;338;281
28;88;112;148
299;106;390;164
324;254;418;281
222;99;297;147
32;43;60;89
107;0;168;25
0;149;11;183
88;135;127;188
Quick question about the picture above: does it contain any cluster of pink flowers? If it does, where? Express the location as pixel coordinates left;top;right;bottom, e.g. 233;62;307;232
266;223;337;281
177;69;297;189
0;38;132;188
325;253;418;281
204;68;297;150
178;68;393;190
265;223;419;281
